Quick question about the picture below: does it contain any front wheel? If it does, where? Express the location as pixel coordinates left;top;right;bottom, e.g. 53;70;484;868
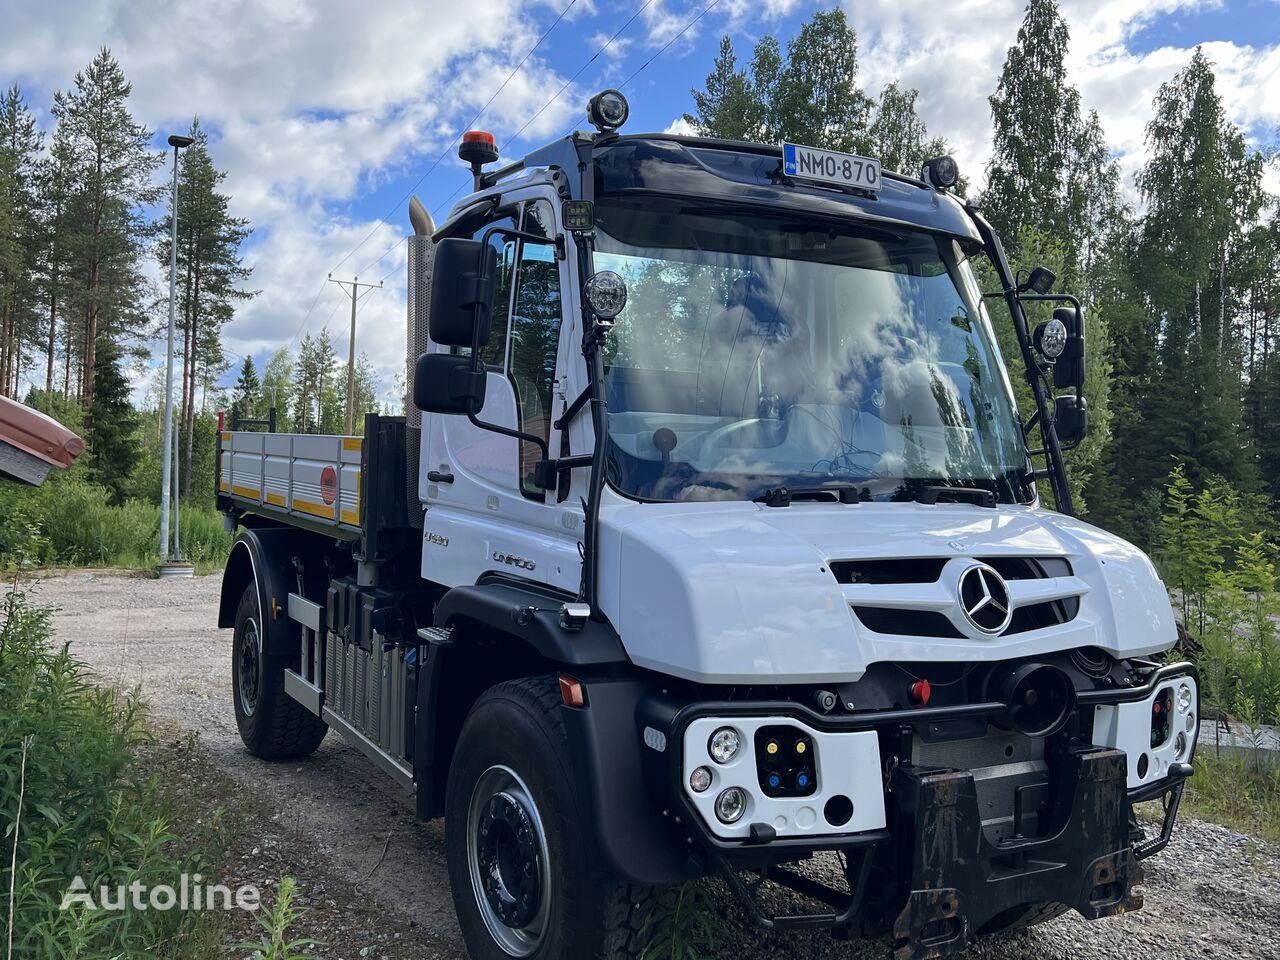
445;678;654;960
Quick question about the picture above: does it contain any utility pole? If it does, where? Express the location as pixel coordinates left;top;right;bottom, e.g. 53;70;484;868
328;274;382;435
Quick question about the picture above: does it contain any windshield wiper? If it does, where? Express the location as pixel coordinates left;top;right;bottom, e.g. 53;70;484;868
915;485;996;508
754;484;863;507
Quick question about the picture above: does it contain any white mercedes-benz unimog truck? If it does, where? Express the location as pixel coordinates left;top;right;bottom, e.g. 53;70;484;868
217;89;1199;960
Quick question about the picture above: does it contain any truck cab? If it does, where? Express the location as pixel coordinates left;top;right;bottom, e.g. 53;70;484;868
218;90;1198;960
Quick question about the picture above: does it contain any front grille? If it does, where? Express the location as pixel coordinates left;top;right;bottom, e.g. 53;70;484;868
831;558;948;585
852;607;964;639
843;555;1081;637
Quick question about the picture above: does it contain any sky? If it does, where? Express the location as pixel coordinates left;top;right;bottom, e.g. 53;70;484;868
2;0;1278;408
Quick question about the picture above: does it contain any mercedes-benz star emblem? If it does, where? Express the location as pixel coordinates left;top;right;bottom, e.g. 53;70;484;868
958;563;1013;634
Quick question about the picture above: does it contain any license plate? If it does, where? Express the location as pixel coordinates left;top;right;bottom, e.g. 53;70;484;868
782;142;882;192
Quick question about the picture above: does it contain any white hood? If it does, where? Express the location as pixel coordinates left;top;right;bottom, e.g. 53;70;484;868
596;497;1175;684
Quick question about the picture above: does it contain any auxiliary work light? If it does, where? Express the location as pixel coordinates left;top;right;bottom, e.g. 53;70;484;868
587;88;629;132
922;155;959;190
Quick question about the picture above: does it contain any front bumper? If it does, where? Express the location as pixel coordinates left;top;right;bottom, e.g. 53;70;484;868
639;662;1197;952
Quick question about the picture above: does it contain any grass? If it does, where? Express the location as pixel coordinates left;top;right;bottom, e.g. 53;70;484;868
0;581;230;957
1178;751;1280;843
0;478;232;573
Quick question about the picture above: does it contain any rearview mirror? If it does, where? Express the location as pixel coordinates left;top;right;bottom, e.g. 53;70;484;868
414;353;486;414
1051;305;1085;391
429;238;498;347
1054;394;1088;445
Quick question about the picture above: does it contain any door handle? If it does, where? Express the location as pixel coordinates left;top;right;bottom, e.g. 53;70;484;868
428;470;454;484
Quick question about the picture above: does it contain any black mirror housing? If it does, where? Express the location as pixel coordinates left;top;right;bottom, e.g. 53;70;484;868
429;238;498;347
1054;394;1088;444
1052;305;1086;390
414;353;487;414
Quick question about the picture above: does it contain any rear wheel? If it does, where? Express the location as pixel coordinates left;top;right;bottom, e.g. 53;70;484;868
231;584;327;759
445;677;655;959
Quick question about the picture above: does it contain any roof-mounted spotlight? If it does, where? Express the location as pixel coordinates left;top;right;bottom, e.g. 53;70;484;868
459;130;499;190
587;89;629;133
922;155;959;190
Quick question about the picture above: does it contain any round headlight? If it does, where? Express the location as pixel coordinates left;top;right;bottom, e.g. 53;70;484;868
715;786;747;824
1035;317;1068;358
585;271;627;320
587;89;629;131
1177;683;1193;714
1173;732;1188;761
689;766;712;793
708;727;740;764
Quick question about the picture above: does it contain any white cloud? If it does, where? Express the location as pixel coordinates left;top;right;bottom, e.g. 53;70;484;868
844;0;1280;201
664;115;697;134
2;0;581;399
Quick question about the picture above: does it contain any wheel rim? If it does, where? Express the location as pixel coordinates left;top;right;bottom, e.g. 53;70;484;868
467;765;551;956
238;616;261;717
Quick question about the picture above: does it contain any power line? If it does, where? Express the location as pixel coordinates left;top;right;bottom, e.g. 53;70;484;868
496;0;655;153
327;0;579;278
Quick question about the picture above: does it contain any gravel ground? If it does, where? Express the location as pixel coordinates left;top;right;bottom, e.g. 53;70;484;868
32;570;1280;960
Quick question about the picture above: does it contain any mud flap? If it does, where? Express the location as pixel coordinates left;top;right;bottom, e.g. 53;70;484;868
891;748;1141;960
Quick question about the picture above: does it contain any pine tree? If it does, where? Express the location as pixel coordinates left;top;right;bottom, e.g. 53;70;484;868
230;355;260;426
155;118;254;495
83;336;138;504
0;85;43;399
50;48;161;404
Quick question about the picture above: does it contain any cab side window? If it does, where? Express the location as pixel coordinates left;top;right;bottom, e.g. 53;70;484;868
509;201;563;497
471;213;517;367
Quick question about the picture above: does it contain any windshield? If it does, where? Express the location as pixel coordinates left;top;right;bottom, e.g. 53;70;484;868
593;196;1030;504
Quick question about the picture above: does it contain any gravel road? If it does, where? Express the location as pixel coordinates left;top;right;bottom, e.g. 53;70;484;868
33;570;1280;960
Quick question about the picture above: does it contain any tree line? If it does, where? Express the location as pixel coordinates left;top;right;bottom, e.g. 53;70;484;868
685;2;1279;551
0;47;388;511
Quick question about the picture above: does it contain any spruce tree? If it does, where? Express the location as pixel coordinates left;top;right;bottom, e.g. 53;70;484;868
230;354;260;426
865;82;950;179
687;11;872;151
83;337;138;504
684;37;756;141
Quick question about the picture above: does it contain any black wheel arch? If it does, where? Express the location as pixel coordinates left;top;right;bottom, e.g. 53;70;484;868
218;526;336;656
416;579;692;888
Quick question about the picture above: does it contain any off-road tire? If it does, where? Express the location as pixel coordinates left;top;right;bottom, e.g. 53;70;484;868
445;677;657;960
979;900;1069;937
231;584;327;759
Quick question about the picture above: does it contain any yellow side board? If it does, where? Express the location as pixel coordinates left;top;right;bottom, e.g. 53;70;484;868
231;484;260;499
266;492;286;506
292;498;336;520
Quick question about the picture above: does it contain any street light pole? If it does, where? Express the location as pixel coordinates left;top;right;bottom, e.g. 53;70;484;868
159;134;193;570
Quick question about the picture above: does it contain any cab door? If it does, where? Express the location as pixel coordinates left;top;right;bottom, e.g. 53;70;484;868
421;194;583;593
